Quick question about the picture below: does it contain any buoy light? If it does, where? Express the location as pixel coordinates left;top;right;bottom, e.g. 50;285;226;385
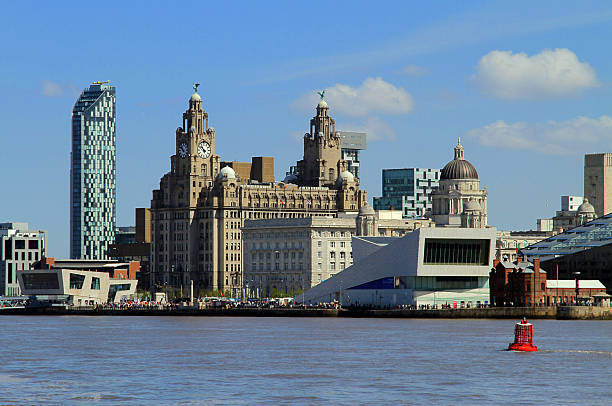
508;317;538;352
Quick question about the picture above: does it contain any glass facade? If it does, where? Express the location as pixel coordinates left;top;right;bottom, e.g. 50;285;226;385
348;276;489;290
70;84;116;259
373;168;440;218
522;213;612;259
423;238;490;265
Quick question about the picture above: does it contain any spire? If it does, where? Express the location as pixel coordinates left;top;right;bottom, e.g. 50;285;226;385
454;137;464;160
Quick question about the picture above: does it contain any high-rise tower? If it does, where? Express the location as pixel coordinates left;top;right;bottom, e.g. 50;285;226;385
584;153;612;217
70;82;116;259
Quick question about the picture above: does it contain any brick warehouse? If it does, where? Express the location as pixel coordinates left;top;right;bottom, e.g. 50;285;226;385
490;258;607;306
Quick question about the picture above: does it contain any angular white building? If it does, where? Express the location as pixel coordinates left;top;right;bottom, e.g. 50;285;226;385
299;227;496;308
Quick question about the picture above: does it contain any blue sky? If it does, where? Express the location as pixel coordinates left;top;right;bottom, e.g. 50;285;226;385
2;1;612;257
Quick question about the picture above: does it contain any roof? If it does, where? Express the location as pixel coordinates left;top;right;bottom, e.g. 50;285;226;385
546;280;606;289
521;213;612;260
441;159;478;180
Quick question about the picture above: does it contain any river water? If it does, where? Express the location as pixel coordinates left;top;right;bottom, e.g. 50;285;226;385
0;316;611;405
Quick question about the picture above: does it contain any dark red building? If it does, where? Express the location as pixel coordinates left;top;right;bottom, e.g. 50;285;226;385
490;258;606;306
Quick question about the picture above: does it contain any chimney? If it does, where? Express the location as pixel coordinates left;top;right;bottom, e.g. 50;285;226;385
516;256;522;264
533;258;540;271
493;259;500;268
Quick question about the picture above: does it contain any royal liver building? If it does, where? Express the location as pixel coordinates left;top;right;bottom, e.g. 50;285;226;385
150;88;367;293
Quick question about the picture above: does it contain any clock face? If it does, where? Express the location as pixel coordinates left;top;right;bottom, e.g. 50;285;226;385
178;143;188;158
198;141;211;158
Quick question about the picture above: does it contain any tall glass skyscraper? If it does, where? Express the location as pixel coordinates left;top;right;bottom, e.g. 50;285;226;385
70;83;116;259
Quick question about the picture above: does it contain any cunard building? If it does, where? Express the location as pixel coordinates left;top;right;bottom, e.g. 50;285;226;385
150;88;367;293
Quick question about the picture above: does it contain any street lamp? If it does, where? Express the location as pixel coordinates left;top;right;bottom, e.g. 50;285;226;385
573;271;581;305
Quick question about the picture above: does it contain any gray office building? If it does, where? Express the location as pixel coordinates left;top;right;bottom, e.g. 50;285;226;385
373;168;440;218
339;131;366;179
0;222;46;296
70;83;116;259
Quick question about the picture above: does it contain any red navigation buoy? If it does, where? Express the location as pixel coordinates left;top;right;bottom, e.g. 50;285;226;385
508;317;538;352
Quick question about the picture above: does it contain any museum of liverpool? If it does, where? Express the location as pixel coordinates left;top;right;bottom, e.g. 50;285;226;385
299;227;496;308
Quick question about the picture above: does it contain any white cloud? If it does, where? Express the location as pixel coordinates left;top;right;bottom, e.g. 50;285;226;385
347;116;397;142
41;80;63;97
292;77;414;117
472;48;599;100
401;64;429;76
41;80;81;97
468;115;612;154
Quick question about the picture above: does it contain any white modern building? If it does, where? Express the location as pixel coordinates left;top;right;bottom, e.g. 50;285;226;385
298;227;496;307
18;268;137;306
0;222;46;296
561;195;584;212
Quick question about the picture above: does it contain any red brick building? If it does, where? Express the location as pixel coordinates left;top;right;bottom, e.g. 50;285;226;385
490;258;606;306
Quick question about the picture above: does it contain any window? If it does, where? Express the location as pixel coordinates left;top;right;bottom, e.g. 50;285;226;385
22;273;59;290
330;251;335;259
91;277;101;290
70;273;85;289
330;241;335;248
423;238;490;265
317;241;322;247
330;262;336;270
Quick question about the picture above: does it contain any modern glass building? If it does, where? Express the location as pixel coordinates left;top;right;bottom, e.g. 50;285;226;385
373;168;440;218
520;214;612;292
70;83;116;259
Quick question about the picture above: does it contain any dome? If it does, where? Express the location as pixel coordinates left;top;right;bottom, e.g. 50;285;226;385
464;199;481;212
440;139;479;180
359;202;375;216
190;92;201;102
318;99;328;108
577;198;595;214
217;166;236;181
283;173;298;183
336;170;354;185
441;159;479;180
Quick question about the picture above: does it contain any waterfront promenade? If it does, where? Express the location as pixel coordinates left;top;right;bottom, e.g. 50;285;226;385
2;305;612;319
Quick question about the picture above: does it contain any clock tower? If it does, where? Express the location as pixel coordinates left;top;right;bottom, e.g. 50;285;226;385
174;85;220;187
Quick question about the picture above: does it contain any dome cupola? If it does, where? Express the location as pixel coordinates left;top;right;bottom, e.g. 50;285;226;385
440;138;479;180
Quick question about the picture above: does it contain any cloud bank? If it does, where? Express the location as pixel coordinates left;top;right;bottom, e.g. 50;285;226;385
472;48;599;100
468;115;612;154
293;77;414;117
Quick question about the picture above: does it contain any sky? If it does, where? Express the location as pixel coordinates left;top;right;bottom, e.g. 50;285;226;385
2;1;612;257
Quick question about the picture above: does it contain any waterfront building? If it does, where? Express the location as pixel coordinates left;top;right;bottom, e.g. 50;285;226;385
373;168;440;218
150;89;367;294
552;198;596;233
584;153;612;217
430;139;487;228
241;207;433;296
490;258;607;306
561;195;584;212
521;213;612;292
0;222;46;296
298;227;496;307
536;218;553;232
17;257;139;306
242;217;355;296
70;82;116;260
338;131;366;179
108;208;151;290
495;231;553;262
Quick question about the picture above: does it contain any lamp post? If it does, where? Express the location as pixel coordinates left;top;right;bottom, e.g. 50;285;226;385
573;271;581;305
